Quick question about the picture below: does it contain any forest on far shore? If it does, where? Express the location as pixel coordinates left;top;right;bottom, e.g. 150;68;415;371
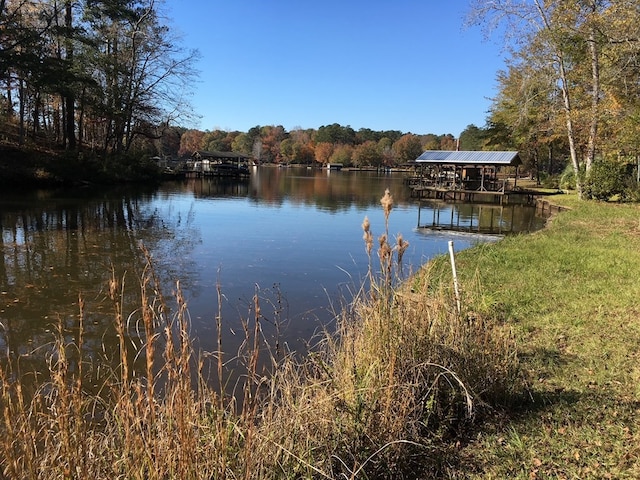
164;123;487;168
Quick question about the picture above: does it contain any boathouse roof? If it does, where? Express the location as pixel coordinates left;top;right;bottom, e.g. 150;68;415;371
192;150;250;160
414;150;521;166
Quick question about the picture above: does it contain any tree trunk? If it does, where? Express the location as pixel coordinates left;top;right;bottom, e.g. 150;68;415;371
585;13;600;174
64;1;76;150
533;0;584;197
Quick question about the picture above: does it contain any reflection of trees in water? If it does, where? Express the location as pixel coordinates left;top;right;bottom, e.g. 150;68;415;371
0;188;201;375
245;167;414;212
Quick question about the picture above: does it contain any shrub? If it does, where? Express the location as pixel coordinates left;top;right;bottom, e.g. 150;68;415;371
583;158;627;200
622;169;640;202
559;162;578;191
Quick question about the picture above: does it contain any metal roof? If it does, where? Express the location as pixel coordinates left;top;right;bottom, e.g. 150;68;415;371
192;150;250;160
414;150;521;166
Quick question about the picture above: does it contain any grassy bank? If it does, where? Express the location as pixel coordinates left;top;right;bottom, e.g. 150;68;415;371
430;195;640;478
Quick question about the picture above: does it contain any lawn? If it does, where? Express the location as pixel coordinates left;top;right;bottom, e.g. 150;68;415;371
434;195;640;479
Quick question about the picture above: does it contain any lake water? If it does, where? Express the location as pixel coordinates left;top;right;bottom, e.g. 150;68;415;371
0;167;545;369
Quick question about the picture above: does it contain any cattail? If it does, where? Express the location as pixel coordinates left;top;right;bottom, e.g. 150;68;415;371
380;189;393;223
379;240;392;263
378;233;387;249
396;233;409;266
378;234;392;264
362;216;373;256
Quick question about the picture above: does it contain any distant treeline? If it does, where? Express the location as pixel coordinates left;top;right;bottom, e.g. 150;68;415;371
168;123;487;168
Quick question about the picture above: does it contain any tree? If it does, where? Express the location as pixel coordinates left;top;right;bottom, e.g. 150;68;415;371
231;132;253;155
353;140;382;167
393;134;423;163
440;134;456;150
469;0;640;198
201;129;238;152
279;138;294;163
314;142;333;165
378;137;395;166
0;0;199;155
290;141;315;164
458;124;486;151
329;144;354;167
314;123;356;145
178;128;204;156
258;125;286;163
485;60;569;180
421;134;440;150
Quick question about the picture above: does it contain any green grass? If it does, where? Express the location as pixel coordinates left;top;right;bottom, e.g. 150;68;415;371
429;195;640;478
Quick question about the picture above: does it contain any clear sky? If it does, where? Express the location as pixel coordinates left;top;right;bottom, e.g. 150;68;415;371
163;1;505;137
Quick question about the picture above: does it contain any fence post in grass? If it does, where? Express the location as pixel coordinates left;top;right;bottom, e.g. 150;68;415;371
448;241;461;314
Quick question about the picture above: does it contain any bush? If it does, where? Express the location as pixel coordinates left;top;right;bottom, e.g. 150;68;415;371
584;158;627;201
622;171;640;202
559;163;578;191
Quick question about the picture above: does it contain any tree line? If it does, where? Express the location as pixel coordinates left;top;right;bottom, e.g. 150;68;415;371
171;124;484;168
0;0;197;155
5;0;639;198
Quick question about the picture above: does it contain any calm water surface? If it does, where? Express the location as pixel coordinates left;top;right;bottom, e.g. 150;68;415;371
0;167;545;367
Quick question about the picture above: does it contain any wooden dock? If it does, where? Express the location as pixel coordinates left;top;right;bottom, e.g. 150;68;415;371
183;162;250;179
410;185;537;205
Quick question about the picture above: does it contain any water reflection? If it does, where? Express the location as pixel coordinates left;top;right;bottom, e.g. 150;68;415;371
0;168;545;381
418;201;546;235
0;185;201;376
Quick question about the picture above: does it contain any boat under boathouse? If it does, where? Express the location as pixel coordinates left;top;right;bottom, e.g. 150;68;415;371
407;150;532;204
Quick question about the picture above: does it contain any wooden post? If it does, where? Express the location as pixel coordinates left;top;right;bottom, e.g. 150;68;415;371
448;241;461;315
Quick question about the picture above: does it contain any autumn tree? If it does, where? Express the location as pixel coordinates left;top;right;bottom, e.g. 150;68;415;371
314;142;334;165
291;141;315;164
393;134;423;163
258;125;287;163
470;0;640;197
178;128;204;156
440;134;456;150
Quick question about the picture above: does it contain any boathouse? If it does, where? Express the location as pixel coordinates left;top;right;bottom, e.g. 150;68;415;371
408;150;527;203
188;150;251;177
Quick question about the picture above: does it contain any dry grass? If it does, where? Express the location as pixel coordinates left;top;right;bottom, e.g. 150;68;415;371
0;191;521;479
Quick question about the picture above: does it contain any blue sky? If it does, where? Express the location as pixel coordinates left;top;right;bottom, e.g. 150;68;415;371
164;1;506;137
